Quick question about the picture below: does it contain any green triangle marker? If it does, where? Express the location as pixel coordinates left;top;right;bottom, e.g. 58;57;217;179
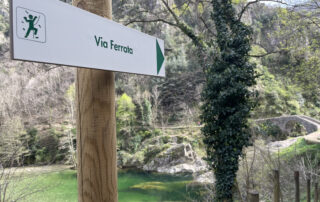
156;39;164;75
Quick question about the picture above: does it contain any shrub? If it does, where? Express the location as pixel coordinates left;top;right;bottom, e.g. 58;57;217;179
142;99;152;126
35;133;60;164
285;121;307;137
116;93;136;133
255;121;287;140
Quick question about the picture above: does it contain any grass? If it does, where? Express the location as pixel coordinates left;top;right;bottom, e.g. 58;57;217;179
279;138;320;162
12;170;78;202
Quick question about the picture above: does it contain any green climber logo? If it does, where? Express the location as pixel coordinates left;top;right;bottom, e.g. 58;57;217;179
16;7;46;43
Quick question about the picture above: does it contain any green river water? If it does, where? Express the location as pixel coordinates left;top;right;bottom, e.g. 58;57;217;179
118;169;205;201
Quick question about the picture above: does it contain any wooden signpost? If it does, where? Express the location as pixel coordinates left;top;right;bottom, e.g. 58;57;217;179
10;0;165;201
74;1;116;201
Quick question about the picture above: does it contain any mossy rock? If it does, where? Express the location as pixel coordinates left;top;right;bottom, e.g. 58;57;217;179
118;151;144;168
130;181;192;191
130;182;167;191
144;144;171;163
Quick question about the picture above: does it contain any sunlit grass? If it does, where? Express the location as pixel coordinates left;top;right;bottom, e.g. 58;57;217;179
279;138;320;161
13;170;78;202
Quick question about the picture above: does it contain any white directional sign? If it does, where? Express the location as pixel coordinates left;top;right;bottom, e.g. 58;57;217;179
10;0;165;77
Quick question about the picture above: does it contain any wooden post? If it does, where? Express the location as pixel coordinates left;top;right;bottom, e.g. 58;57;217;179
274;170;280;202
294;171;300;202
248;190;259;202
73;0;117;202
307;174;311;202
315;182;318;202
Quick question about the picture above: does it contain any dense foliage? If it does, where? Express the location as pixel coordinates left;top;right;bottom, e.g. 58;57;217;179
201;0;257;200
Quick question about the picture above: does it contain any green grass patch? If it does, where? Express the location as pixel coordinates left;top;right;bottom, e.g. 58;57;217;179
22;170;77;202
279;138;320;162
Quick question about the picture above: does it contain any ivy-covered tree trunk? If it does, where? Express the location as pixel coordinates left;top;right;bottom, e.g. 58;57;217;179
201;0;257;201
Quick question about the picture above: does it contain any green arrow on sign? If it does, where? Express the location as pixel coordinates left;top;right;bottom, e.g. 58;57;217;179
156;39;164;75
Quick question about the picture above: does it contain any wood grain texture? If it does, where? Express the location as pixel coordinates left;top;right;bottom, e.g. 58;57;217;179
74;0;117;201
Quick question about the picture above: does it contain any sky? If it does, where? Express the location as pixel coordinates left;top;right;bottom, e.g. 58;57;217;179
256;0;309;7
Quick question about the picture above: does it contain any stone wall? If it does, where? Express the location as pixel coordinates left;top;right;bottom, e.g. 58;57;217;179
256;115;320;134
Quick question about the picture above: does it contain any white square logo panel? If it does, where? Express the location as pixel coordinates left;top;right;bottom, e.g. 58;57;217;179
16;7;46;43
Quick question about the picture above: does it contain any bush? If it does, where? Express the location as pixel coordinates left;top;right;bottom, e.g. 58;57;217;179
23;126;67;165
116;93;136;133
160;136;170;144
255;121;287;140
153;129;162;136
137;130;153;141
142;99;152;126
35;133;60;164
23;128;38;165
285;121;307;137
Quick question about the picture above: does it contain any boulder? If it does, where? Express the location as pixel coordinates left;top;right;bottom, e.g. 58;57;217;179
143;143;208;174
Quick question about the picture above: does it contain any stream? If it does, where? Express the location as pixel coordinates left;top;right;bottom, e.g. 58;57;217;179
118;169;208;201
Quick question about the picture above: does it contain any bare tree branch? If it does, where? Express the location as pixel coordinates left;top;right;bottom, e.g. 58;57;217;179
238;0;289;21
238;0;259;21
125;18;177;27
200;16;216;37
161;0;207;49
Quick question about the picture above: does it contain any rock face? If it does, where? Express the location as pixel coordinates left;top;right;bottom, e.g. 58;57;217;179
142;143;208;174
117;132;209;175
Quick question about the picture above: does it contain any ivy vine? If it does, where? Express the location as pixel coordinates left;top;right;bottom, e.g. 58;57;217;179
201;0;258;201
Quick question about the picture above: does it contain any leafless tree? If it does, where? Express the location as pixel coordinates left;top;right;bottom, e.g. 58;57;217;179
298;152;320;184
151;85;161;126
0;148;53;202
65;83;77;168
